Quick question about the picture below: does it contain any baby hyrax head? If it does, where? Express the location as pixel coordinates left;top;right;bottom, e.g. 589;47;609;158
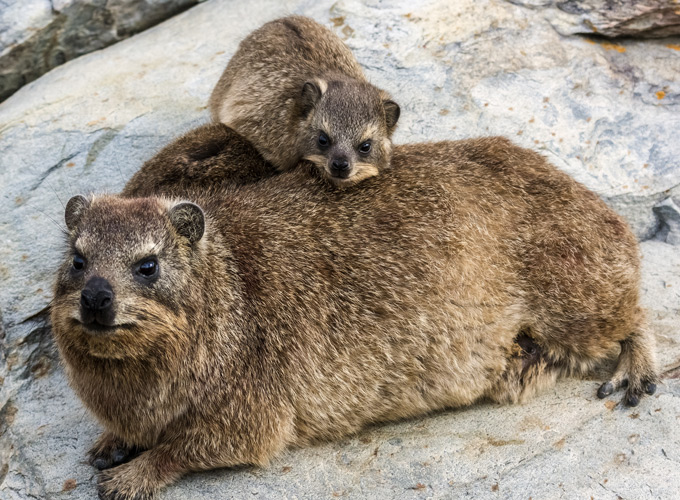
299;77;400;186
52;194;206;361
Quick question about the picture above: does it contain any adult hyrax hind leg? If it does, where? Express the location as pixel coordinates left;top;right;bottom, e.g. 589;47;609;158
487;331;559;404
597;327;658;407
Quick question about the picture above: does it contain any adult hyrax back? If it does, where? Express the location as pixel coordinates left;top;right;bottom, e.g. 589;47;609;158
209;16;400;186
52;132;656;499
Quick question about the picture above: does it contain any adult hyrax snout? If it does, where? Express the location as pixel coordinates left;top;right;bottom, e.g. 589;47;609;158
79;276;116;330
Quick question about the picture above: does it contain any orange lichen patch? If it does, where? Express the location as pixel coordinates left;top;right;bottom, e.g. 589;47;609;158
517;130;523;136
488;438;524;446
667;44;680;51
341;25;354;38
439;109;450;116
601;42;626;53
62;479;77;492
554;437;566;449
86;117;106;127
529;117;535;123
403;13;412;19
330;16;345;27
586;38;626;52
491;483;499;492
604;400;617;410
66;161;75;167
656;90;666;100
508;107;514;111
484;102;489;107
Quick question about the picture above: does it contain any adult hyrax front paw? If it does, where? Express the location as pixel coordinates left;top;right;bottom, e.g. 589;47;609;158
97;461;157;500
89;432;140;471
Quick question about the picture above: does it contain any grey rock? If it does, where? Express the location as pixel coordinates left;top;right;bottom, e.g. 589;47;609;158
0;0;200;102
0;0;679;498
510;0;680;38
653;197;680;245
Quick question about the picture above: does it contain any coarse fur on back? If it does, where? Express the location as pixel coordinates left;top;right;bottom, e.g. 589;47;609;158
208;16;400;186
51;126;657;499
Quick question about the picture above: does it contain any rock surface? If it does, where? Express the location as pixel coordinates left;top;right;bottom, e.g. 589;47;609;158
0;0;679;498
510;0;680;38
0;0;199;102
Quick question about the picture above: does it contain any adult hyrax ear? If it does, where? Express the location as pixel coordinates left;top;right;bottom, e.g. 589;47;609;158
169;202;205;244
65;195;90;231
383;100;400;133
299;79;326;117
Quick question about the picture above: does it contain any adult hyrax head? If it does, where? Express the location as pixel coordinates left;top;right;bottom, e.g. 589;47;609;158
297;75;400;186
52;194;205;360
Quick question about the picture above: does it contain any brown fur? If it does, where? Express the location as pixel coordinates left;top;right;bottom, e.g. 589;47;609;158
51;129;657;499
208;16;400;186
122;123;278;197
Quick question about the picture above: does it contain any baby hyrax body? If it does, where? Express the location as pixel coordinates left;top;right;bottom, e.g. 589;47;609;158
209;15;400;186
52;130;657;499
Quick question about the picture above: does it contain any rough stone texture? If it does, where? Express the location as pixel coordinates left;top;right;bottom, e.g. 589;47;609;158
654;197;680;245
510;0;680;38
0;0;679;498
0;0;200;102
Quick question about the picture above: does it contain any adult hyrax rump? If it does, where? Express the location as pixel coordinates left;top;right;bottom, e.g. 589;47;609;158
52;131;657;499
209;15;400;186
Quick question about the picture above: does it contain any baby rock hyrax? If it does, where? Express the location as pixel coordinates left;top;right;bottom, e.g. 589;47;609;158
52;128;657;499
209;15;400;185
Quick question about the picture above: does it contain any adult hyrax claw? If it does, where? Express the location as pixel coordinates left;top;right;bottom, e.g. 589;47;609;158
597;381;614;399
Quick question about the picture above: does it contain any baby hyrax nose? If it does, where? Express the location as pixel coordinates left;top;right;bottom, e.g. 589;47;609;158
330;157;351;178
81;277;114;314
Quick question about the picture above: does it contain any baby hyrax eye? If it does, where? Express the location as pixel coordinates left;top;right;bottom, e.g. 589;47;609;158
72;254;86;272
318;132;330;148
358;141;372;155
136;258;159;280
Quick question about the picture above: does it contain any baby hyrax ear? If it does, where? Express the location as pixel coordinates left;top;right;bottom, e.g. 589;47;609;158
65;195;91;231
169;202;205;244
383;100;400;133
299;78;327;117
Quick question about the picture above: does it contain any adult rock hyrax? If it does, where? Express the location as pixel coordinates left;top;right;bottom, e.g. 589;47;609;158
209;15;400;186
51;128;657;499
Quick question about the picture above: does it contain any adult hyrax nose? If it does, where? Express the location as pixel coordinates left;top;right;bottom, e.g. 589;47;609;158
81;277;114;314
330;157;351;178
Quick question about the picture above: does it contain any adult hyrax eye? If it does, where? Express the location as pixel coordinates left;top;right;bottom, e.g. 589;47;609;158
135;258;159;281
318;132;330;149
358;141;372;155
72;254;86;272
